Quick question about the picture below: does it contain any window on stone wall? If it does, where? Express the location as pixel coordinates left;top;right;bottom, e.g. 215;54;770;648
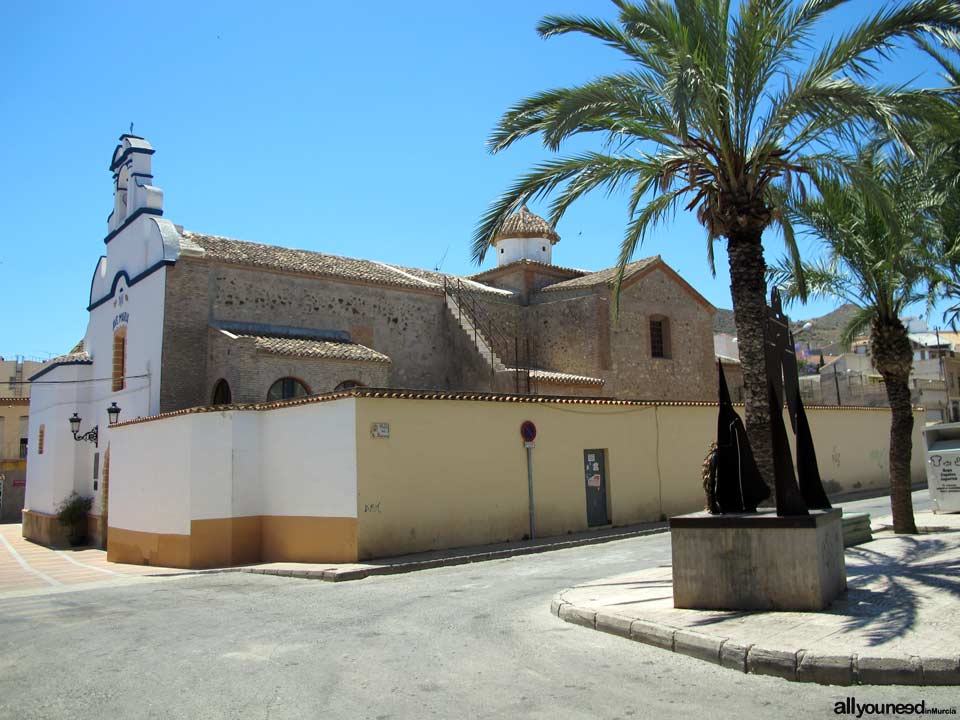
650;316;671;359
266;377;310;402
212;379;232;405
37;424;44;455
112;328;127;392
334;380;364;392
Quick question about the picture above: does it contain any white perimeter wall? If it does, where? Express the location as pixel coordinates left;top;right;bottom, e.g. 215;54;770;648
108;399;357;535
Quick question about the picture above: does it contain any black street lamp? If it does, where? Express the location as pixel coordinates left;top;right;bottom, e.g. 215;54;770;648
69;404;121;447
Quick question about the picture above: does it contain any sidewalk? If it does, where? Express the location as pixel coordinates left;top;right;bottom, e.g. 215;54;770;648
0;523;186;598
236;520;668;581
551;509;960;686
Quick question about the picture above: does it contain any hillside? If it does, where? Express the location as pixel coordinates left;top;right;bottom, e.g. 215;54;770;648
713;304;860;352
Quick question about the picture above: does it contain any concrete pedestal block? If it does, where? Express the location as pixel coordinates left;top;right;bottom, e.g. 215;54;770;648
670;508;846;611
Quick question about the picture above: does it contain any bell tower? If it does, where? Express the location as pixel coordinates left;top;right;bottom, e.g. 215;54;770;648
107;134;163;233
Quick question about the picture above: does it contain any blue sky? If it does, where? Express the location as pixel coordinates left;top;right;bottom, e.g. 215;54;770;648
0;0;951;360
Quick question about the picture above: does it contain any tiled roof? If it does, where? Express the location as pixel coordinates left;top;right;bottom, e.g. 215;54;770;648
540;256;660;293
493;206;560;244
46;350;91;365
240;335;391;364
469;258;586;280
183;231;510;296
511;369;604;386
28;350;92;381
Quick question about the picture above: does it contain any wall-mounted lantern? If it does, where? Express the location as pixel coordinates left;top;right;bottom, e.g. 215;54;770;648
69;403;121;447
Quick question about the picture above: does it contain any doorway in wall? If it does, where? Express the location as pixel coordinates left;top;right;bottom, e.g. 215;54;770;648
583;449;609;526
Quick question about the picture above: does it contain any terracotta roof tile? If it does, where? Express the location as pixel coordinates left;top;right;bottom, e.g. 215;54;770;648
45;350;91;365
507;369;605;386
540;256;660;293
494;206;560;244
469;258;586;280
239;335;391;364
183;231;510;296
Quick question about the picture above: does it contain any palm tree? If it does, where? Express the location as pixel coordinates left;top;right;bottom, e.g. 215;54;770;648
915;43;960;325
770;147;945;533
473;0;960;486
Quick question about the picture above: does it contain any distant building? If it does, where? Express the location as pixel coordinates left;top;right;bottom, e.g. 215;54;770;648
0;357;46;400
0;356;53;523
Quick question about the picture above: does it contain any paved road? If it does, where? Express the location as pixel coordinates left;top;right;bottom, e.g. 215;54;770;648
0;491;951;720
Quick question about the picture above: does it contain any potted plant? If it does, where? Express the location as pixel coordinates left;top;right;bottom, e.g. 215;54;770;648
56;492;93;547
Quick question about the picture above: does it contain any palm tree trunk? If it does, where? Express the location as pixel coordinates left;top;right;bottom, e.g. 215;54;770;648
726;228;774;488
883;377;917;534
872;318;917;534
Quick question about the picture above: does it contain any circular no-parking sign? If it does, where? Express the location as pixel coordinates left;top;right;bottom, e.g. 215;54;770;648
520;421;537;443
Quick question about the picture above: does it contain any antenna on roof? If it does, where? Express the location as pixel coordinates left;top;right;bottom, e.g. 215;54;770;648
434;245;450;272
129;122;134;134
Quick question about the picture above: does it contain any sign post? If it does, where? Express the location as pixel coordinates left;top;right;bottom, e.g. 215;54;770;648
520;421;537;539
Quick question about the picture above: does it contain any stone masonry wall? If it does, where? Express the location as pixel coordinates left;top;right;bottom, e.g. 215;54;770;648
210;265;457;390
206;329;390;403
607;268;716;401
526;293;608;382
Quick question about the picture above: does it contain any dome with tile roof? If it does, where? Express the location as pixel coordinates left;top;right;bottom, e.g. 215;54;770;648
492;206;560;267
493;205;560;244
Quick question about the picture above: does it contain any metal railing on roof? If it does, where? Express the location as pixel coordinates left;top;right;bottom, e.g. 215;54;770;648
443;277;532;395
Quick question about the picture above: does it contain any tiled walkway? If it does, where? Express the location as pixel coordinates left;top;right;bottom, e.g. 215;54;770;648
0;524;185;597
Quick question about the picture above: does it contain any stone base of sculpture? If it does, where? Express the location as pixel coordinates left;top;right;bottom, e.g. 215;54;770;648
670;508;846;611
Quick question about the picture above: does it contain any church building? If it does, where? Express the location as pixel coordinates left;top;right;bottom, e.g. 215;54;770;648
23;135;717;553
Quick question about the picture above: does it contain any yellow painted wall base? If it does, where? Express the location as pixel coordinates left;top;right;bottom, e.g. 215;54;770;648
107;515;358;569
23;510;106;549
22;509;69;547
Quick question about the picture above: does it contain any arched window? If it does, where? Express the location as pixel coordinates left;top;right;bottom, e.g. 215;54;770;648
112;327;127;391
212;379;232;405
266;377;310;401
334;380;365;392
649;315;671;359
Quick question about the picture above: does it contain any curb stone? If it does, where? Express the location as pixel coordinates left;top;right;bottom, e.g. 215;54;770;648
559;604;597;629
629;619;675;650
796;652;854;686
595;613;633;639
857;655;923;686
747;646;798;681
673;630;724;664
551;595;960;686
922;657;960;685
720;640;751;672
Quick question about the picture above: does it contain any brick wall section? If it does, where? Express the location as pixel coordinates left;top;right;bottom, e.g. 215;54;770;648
160;258;211;411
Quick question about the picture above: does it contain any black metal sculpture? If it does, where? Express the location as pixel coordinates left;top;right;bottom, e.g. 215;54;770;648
765;289;810;516
704;361;770;513
706;288;832;516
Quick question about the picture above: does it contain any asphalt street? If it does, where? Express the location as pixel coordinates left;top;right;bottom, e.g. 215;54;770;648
0;491;950;720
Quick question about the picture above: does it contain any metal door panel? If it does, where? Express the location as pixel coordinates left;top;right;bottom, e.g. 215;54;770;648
584;449;609;526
